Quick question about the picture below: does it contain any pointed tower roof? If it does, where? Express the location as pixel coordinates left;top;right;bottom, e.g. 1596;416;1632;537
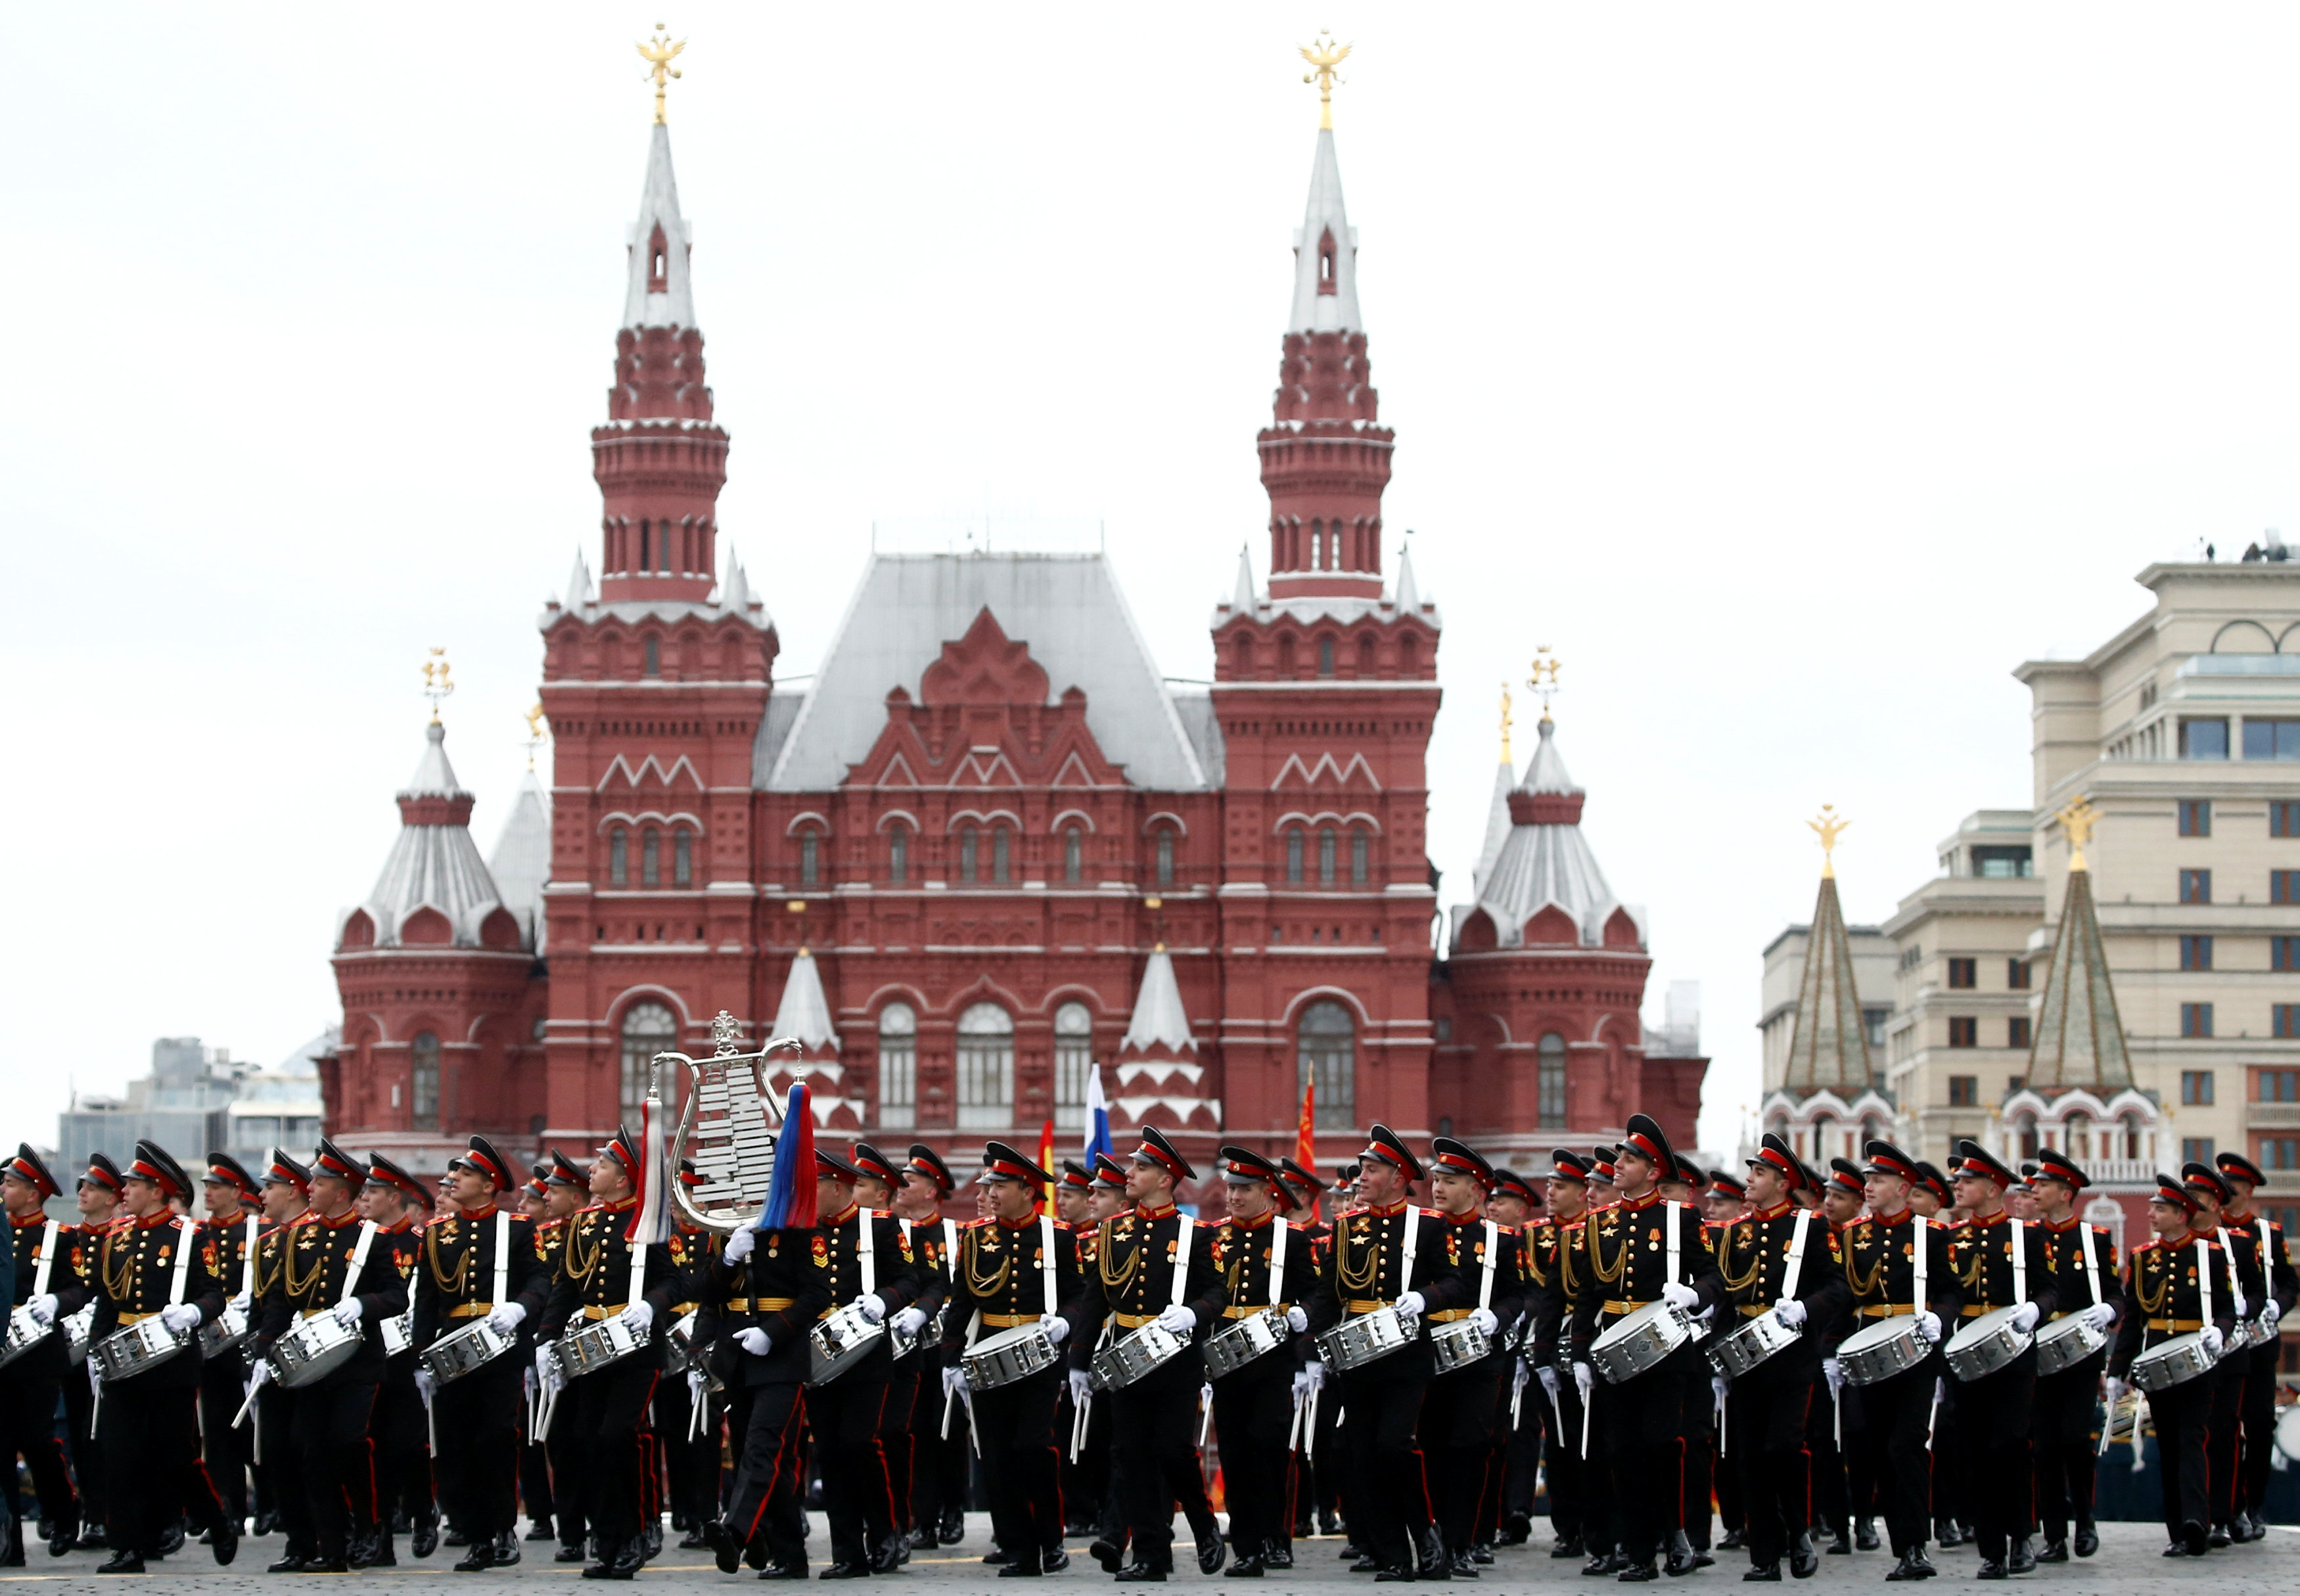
340;721;510;949
563;548;595;611
1465;716;1643;949
1122;946;1196;1058
1289;128;1362;335
1231;545;1258;613
1393;544;1421;611
1472;687;1517;898
2024;801;2132;1094
485;771;551;953
770;948;839;1053
1782;839;1874;1099
622;122;696;331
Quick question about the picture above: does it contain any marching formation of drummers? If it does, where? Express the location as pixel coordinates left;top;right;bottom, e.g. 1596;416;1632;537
0;1112;2289;1580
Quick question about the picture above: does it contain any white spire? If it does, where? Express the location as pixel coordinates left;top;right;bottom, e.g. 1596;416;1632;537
1523;714;1578;795
1394;543;1420;610
1121;946;1196;1057
403;719;464;798
1473;758;1515;897
770;948;839;1052
564;547;595;610
486;771;551;952
1288;128;1362;335
622;122;696;331
1231;544;1257;612
720;549;750;612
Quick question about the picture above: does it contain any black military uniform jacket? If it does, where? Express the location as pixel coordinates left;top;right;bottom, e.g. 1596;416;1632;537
255;1210;411;1384
1946;1211;2058;1327
411;1202;547;1354
1067;1203;1226;1369
2220;1207;2300;1333
1187;1214;1318;1378
1837;1208;1961;1354
1524;1208;1590;1367
2036;1215;2121;1332
1301;1200;1470;1381
6;1211;69;1379
701;1227;833;1387
58;1220;110;1321
1565;1193;1725;1359
2208;1220;2272;1329
2109;1233;2234;1378
538;1198;679;1371
201;1210;264;1302
944;1214;1084;1365
1713;1200;1850;1377
1430;1210;1530;1372
91;1212;227;1390
814;1202;933;1379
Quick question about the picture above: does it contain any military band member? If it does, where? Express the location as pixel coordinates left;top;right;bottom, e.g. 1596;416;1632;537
1079;1153;1136;1563
1525;1149;1595;1563
410;1135;546;1571
2105;1175;2234;1557
658;1158;720;1554
1714;1135;1849;1581
533;1149;592;1563
2177;1161;2261;1548
1482;1168;1542;1552
515;1164;559;1548
2213;1151;2298;1541
87;1140;239;1573
358;1152;436;1564
1567;1115;1724;1584
1941;1139;2055;1578
534;1126;678;1581
1053;1160;1106;1541
1806;1158;1870;1559
246;1150;314;1565
1275;1158;1341;1544
1067;1126;1226;1582
2024;1149;2119;1562
0;1145;77;1560
189;1153;264;1541
890;1144;970;1549
58;1154;124;1549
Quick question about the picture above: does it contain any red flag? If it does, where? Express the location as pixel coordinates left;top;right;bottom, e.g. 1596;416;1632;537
1295;1077;1317;1174
1038;1118;1057;1208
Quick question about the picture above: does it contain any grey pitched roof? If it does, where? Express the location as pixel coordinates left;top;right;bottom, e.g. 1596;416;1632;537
1471;757;1515;898
1170;693;1227;787
752;690;806;787
1461;718;1645;949
762;553;1209;792
486;771;551;953
1782;873;1874;1099
2025;863;2133;1095
343;722;509;949
623;122;695;331
1289;127;1362;334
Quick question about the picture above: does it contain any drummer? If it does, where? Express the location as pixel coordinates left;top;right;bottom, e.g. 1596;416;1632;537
533;1149;591;1564
1808;1158;1869;1559
1668;1151;1721;1575
1703;1170;1751;1555
58;1153;125;1551
1483;1168;1542;1553
2213;1151;2298;1543
1276;1158;1343;1546
2027;1149;2119;1563
1705;1171;1748;1229
1525;1148;1596;1566
360;1152;436;1565
847;1143;944;1563
411;1135;546;1571
1908;1164;1949;1221
2107;1174;2234;1556
1942;1139;2056;1578
1415;1137;1523;1578
894;1143;971;1552
1;1145;80;1559
2180;1160;2260;1549
1566;1114;1723;1584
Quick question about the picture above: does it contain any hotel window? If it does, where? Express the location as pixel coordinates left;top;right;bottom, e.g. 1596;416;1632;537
1947;958;1977;990
674;830;693;886
1863;1008;1889;1047
2243;719;2300;760
2180;869;2212;904
410;1032;441;1133
955;1003;1015;1130
1973;845;2032;878
2256;1067;2300;1103
2278;1005;2300;1040
2273;801;2300;838
2180;718;2230;759
1064;825;1082;884
2181;934;2214;971
959;827;979;884
876;1003;915;1130
1948;1075;1979;1107
2181;1003;2215;1039
1053;1002;1093;1131
2182;1070;2215;1106
888;823;908;884
1947;1017;1978;1048
1285;828;1304;885
2182;1137;2217;1165
799;832;819;888
2178;799;2212;837
2262;1135;2300;1171
2273;869;2300;905
2007;958;2031;990
2274;936;2300;972
1155;830;1174;890
1537;1032;1567;1129
2008;1016;2031;1049
610;828;628;886
1299;1001;1356;1128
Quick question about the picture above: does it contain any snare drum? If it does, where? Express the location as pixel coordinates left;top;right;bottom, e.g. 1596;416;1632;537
62;1304;95;1365
1943;1306;2033;1383
0;1305;54;1370
93;1316;196;1381
198;1304;250;1359
1204;1310;1289;1381
1090;1321;1188;1392
961;1323;1060;1390
379;1311;413;1359
419;1317;517;1386
2032;1313;2108;1376
1591;1300;1693;1386
1837;1316;1929;1387
1705;1308;1802;1381
1316;1305;1415;1373
2130;1330;2219;1394
269;1312;364;1388
556;1315;650;1380
1429;1317;1494;1377
807;1302;887;1386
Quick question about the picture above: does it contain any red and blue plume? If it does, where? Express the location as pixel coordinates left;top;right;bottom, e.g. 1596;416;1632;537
755;1082;817;1232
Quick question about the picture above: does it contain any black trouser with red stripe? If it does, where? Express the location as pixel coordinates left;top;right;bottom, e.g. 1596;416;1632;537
195;1354;248;1524
809;1367;900;1568
1337;1363;1434;1571
372;1358;433;1536
1954;1352;2036;1562
2148;1376;2212;1538
2207;1359;2244;1528
2240;1344;2279;1514
1859;1356;1939;1557
1210;1357;1294;1560
99;1371;231;1555
288;1377;381;1559
1421;1354;1507;1557
722;1380;808;1568
434;1354;522;1543
974;1367;1065;1565
570;1361;660;1554
0;1357;78;1538
1594;1346;1700;1566
1726;1361;1812;1568
2033;1354;2102;1545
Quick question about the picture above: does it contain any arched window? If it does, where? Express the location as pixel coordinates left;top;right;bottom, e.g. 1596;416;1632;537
959;827;979;884
992;826;1011;884
888;823;908;884
659;528;672;575
1299;1001;1355;1128
674;829;693;886
639;520;651;572
1318;827;1337;886
2015;1114;2039;1159
1538;1032;1567;1128
877;1003;916;1130
799;831;819;888
1350;827;1369;885
1286;827;1305;884
643;635;660;677
1278;636;1297;674
620;1002;678;1117
610;828;629;886
642;827;660;886
1310;521;1323;570
955;1003;1014;1129
1233;635;1253;674
2120;1112;2144;1161
1358;635;1376;675
1063;825;1082;884
1318;637;1335;677
1155;829;1174;889
1053;1001;1093;1130
1400;632;1419;672
411;1031;441;1132
1808;1112;1833;1163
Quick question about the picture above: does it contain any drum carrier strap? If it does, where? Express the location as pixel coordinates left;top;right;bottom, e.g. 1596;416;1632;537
1911;1214;1929;1315
1170;1215;1193;1310
2214;1225;2241;1311
492;1209;512;1308
1779;1210;1810;1303
1396;1207;1418;1305
2196;1235;2213;1325
340;1220;379;1309
2009;1217;2026;1307
859;1209;877;1302
1665;1200;1681;1289
242;1213;260;1294
1040;1213;1057;1315
1270;1217;1289;1305
31;1220;59;1299
167;1216;197;1307
2079;1221;2100;1306
1477;1219;1498;1311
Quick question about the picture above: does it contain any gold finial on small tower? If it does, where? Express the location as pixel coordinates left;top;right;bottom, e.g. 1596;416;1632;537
638;22;686;125
1808;805;1849;878
1300;32;1351;130
1498;682;1515;765
1527;646;1562;724
523;702;549;771
421;647;455;725
2057;796;2100;872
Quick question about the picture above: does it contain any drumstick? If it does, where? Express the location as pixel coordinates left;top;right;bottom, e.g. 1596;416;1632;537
2130;1396;2148;1473
961;1388;981;1459
941;1385;958;1440
1287;1389;1305;1454
425;1389;437;1457
1832;1383;1841;1448
1923;1383;1939;1453
1198;1383;1213;1447
1578;1382;1592;1460
231;1379;261;1430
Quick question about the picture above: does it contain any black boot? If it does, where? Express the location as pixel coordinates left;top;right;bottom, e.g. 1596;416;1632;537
997;1546;1044;1578
1826;1524;1852;1556
1665;1531;1697;1576
1225;1549;1266;1578
1617;1559;1661;1582
1090;1536;1125;1574
44;1514;77;1560
2034;1541;2067;1564
1788;1532;1818;1580
1718;1529;1745;1551
1743;1564;1781;1583
1554;1534;1588;1559
95;1550;146;1575
525;1516;555;1543
1415;1525;1450;1580
1885;1550;1927;1582
869;1534;909;1574
2071;1522;2096;1557
210;1515;239;1568
1856;1519;1880;1552
704;1521;743;1576
454;1539;498;1573
937;1507;965;1547
413;1507;442;1559
2007;1538;2035;1574
494;1532;520;1567
1114;1557;1170;1582
2182;1521;2209;1558
1197;1524;1229;1576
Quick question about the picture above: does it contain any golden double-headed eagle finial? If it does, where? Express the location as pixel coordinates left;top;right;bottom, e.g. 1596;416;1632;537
1808;805;1849;878
1300;32;1351;130
2057;796;2099;872
639;22;686;125
1498;683;1515;765
421;647;455;725
1527;647;1562;724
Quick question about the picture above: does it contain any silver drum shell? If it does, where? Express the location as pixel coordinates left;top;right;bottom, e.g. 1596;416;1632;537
1943;1306;2033;1383
419;1317;515;1386
1428;1318;1494;1376
198;1304;249;1359
1837;1317;1929;1387
1591;1300;1693;1386
269;1313;364;1388
2031;1313;2108;1376
1705;1310;1802;1381
962;1323;1059;1390
0;1304;55;1369
556;1315;650;1379
2130;1330;2219;1394
62;1304;95;1365
1204;1310;1288;1381
807;1302;887;1386
92;1317;196;1381
1315;1306;1414;1373
1090;1321;1187;1392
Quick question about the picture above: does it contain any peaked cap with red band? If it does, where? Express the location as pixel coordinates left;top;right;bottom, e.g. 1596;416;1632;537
1670;1152;1705;1189
2181;1161;2234;1206
2033;1148;2089;1191
1491;1168;1542;1207
79;1152;126;1196
262;1147;311;1195
1912;1161;1952;1205
1707;1169;1747;1200
1090;1153;1129;1191
814;1146;860;1183
850;1143;903;1189
544;1149;586;1187
524;1164;551;1200
978;1140;1053;1187
1748;1133;1806;1192
365;1151;427;1205
451;1135;516;1192
1059;1160;1095;1192
1429;1136;1494;1193
904;1145;956;1197
202;1152;261;1206
1132;1125;1196;1184
599;1126;643;1175
1549;1147;1594;1182
311;1137;365;1188
1860;1139;1920;1186
678;1158;708;1189
127;1139;194;1202
1358;1124;1423;1184
1951;1139;2017;1191
1825;1157;1866;1198
1587;1149;1617;1184
2215;1150;2266;1188
1619;1114;1676;1178
2153;1172;2200;1216
1279;1158;1327;1197
1218;1145;1290;1202
5;1145;59;1201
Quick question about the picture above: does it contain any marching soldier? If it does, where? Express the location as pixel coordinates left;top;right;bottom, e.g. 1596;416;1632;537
411;1135;547;1570
1188;1146;1317;1577
2178;1161;2262;1548
1302;1124;1471;1583
1079;1153;1135;1564
1713;1135;1848;1581
2214;1151;2299;1541
1807;1158;1868;1559
58;1154;125;1549
534;1128;678;1581
87;1140;240;1573
191;1153;263;1542
2026;1149;2119;1562
1701;1170;1749;1553
1274;1159;1340;1545
1566;1115;1723;1584
533;1149;592;1562
1;1146;76;1560
1053;1160;1104;1540
1481;1168;1541;1553
361;1152;437;1562
247;1149;315;1564
660;1159;721;1554
2105;1175;2234;1557
893;1143;971;1549
1067;1126;1227;1582
1420;1139;1527;1579
1524;1149;1594;1563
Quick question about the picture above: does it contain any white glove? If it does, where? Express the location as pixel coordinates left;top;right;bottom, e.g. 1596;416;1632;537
1469;1307;1498;1337
87;1363;99;1396
1573;1361;1596;1400
1299;1359;1325;1394
1069;1369;1092;1405
2008;1301;2040;1334
26;1294;56;1327
536;1346;564;1393
413;1368;436;1404
1772;1298;1808;1330
2261;1304;2284;1337
2080;1302;2116;1332
1285;1305;1308;1333
161;1303;202;1334
619;1300;655;1333
857;1294;887;1325
227;1291;252;1315
1933;1377;1947;1404
1537;1365;1560;1403
1711;1374;1730;1405
1915;1311;1943;1346
724;1227;758;1263
735;1327;772;1357
2232;1294;2249;1324
1396;1290;1427;1318
487;1301;528;1335
1661;1282;1699;1311
2201;1325;2224;1357
1291;1365;1318;1402
1040;1313;1069;1347
1156;1304;1195;1335
2103;1376;2125;1411
1823;1357;1844;1396
243;1362;271;1401
686;1369;705;1405
942;1364;969;1400
333;1298;364;1329
891;1306;929;1339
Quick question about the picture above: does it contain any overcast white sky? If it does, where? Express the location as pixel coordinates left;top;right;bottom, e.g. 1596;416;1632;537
9;6;2300;1158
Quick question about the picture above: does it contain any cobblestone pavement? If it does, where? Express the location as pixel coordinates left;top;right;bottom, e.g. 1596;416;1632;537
1;1518;2289;1593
